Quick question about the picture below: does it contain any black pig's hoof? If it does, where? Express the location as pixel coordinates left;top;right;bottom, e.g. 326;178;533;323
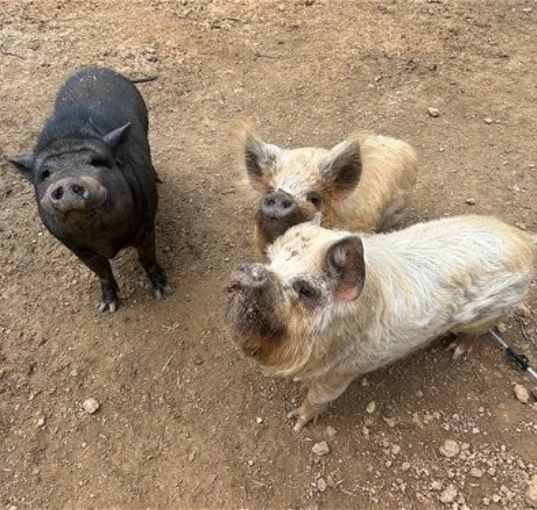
97;299;119;313
98;285;119;313
149;267;172;300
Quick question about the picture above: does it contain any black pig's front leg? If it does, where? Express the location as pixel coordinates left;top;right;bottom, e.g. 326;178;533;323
73;248;120;312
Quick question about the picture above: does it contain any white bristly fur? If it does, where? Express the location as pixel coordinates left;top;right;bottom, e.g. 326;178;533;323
266;215;536;430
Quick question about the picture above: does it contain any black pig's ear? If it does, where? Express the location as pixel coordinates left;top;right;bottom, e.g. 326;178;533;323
324;235;366;301
8;153;35;181
103;123;131;148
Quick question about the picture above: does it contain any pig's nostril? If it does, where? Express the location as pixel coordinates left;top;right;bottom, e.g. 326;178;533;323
281;200;292;209
239;263;249;273
266;198;275;207
51;186;64;201
71;184;84;196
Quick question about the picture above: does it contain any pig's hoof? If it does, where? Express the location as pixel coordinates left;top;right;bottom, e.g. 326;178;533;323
287;408;311;432
153;283;173;301
97;298;119;313
447;336;474;360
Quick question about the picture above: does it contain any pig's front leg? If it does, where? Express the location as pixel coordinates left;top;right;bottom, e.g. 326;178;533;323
288;375;354;432
73;249;120;312
136;229;172;300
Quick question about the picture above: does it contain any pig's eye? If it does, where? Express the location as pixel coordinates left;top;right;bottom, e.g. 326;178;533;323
90;156;112;168
40;169;50;181
293;280;319;304
306;191;322;209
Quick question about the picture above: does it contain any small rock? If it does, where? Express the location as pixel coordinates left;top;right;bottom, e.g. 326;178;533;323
317;477;327;492
361;377;369;387
484;117;493;124
416;390;424;398
440;484;458;504
82;398;100;414
325;425;337;439
383;416;397;427
522;7;533;13
312;441;330;457
36;416;46;428
439;439;460;458
465;198;476;205
401;462;411;472
391;444;401;455
255;416;264;424
431;480;442;491
516;222;527;231
492;494;501;503
516;303;531;318
366;401;376;414
526;475;537;508
247;459;254;466
482;497;490;506
497;322;507;333
470;467;483;478
514;384;530;404
428;107;440;117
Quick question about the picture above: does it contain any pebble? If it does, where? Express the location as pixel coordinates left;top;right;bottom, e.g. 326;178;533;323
527;475;537;508
255;416;263;424
497;322;507;333
36;416;46;428
312;441;330;457
401;462;411;472
317;477;327;492
82;398;100;414
514;384;530;404
465;198;476;205
484;117;493;124
366;401;376;414
325;425;337;439
439;439;460;458
470;467;483;478
428;107;440;117
391;444;401;455
439;484;458;504
431;481;442;491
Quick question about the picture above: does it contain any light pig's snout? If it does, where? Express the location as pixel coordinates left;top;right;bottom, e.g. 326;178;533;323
229;263;269;291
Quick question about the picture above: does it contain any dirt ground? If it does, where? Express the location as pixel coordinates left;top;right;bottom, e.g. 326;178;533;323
1;1;537;509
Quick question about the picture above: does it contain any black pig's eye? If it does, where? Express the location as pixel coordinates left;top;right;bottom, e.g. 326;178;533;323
293;279;319;305
306;191;322;209
90;156;112;168
40;169;50;181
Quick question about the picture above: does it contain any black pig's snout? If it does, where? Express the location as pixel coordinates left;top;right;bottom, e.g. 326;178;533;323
260;190;297;220
50;182;87;202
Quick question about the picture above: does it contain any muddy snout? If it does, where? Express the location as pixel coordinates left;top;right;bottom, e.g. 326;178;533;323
229;263;269;292
42;176;107;214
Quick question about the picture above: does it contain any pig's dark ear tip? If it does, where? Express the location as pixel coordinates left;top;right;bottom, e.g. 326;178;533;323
103;122;131;148
7;153;34;179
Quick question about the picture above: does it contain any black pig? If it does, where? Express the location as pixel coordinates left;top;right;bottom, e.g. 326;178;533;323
9;66;170;312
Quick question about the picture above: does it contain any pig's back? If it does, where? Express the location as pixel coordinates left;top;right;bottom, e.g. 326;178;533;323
366;215;535;334
53;66;149;134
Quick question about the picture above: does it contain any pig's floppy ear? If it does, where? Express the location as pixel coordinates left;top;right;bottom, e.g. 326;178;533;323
319;138;362;197
103;122;131;148
8;153;35;181
242;128;284;191
324;235;366;301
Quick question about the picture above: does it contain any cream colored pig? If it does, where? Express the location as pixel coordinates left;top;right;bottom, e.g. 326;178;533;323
227;216;536;431
239;125;417;255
